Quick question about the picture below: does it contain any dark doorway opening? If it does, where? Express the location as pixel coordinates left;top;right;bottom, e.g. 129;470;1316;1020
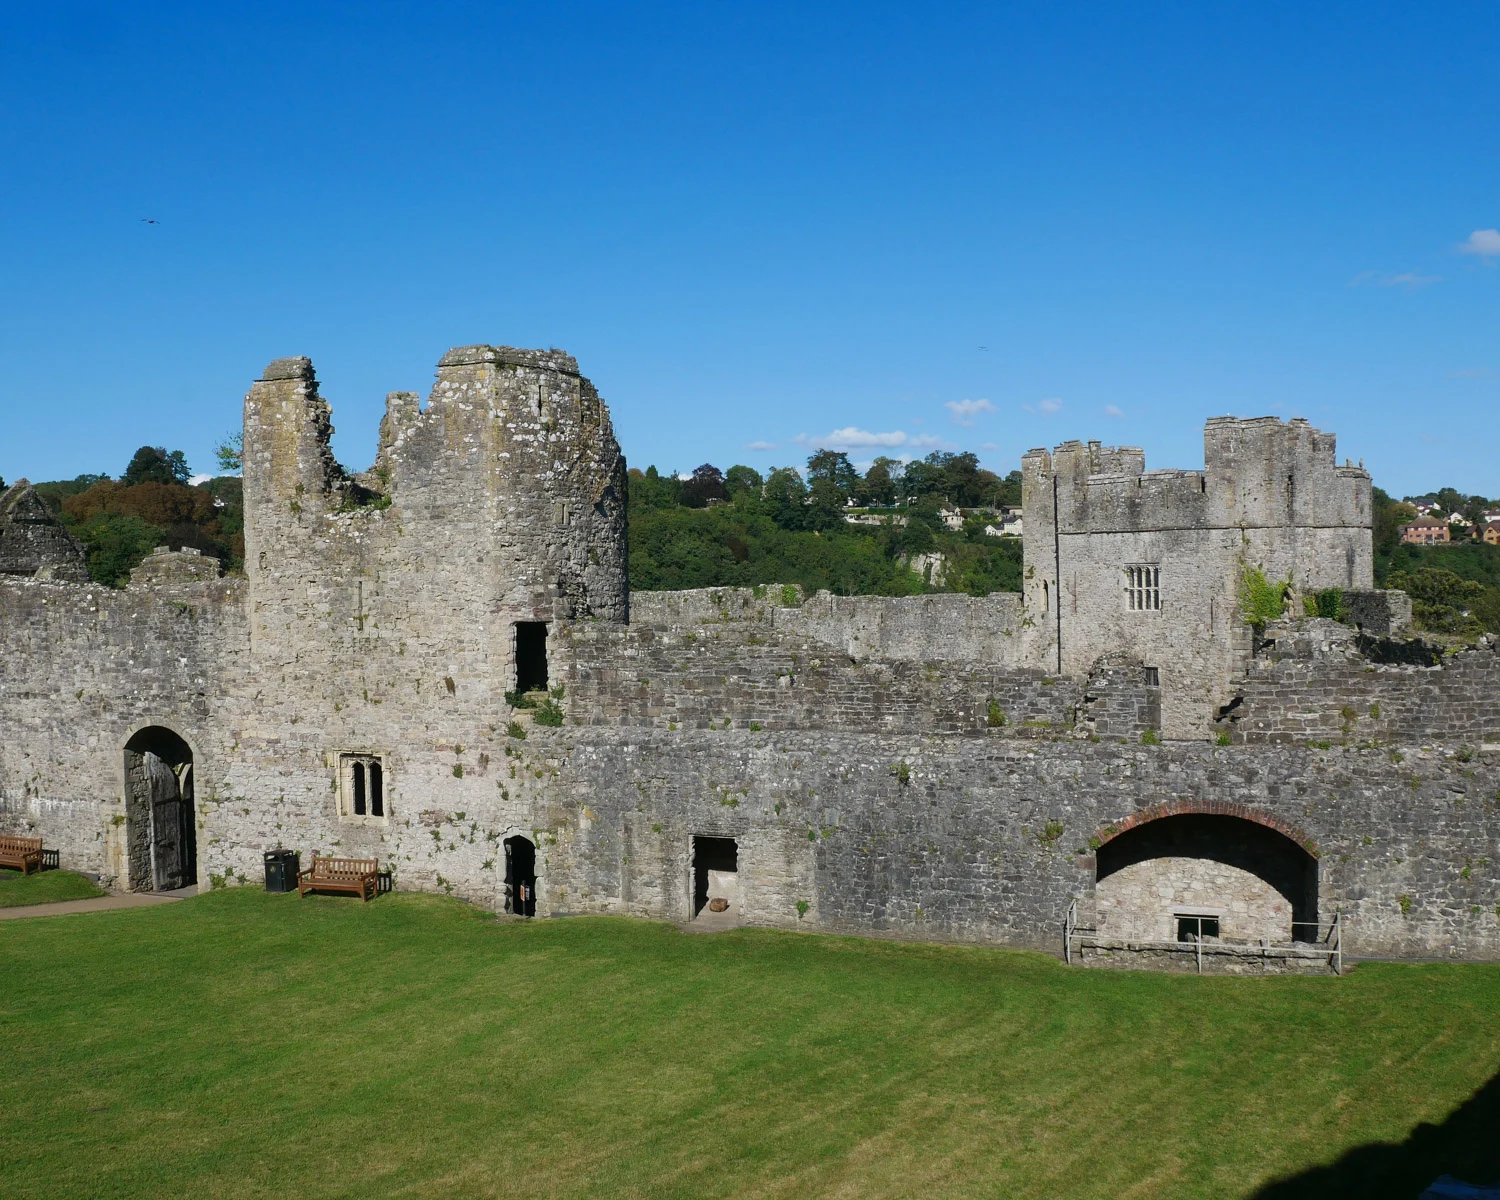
123;727;196;892
1097;813;1319;940
505;835;536;916
515;622;549;694
692;835;738;917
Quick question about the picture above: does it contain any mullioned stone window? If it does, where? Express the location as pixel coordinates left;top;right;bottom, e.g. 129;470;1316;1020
1125;565;1161;611
338;753;388;823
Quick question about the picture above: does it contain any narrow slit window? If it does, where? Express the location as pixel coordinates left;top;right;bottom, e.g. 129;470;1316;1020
1125;565;1161;611
352;761;366;816
368;761;383;817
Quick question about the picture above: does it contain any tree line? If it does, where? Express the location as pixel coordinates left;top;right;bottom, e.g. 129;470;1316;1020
627;450;1024;597
1373;487;1500;637
12;443;1497;639
24;447;243;587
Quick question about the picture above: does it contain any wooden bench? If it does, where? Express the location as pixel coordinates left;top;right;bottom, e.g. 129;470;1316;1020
0;835;44;876
297;855;379;902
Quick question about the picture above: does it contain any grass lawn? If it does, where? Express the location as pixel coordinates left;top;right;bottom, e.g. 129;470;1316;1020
0;868;105;908
1;889;1498;1200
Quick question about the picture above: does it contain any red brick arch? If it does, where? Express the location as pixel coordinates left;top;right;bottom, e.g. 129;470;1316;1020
1094;800;1320;859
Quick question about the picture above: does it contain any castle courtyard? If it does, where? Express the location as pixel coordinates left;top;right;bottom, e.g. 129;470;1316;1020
0;884;1497;1200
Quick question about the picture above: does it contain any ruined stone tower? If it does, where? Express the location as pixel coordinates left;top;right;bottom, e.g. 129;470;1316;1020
242;345;628;696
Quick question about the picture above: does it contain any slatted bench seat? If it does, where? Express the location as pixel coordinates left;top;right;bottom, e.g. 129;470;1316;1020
0;835;45;876
297;855;379;902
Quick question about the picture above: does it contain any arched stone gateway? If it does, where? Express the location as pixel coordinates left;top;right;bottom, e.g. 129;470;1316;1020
1093;813;1318;945
123;727;197;892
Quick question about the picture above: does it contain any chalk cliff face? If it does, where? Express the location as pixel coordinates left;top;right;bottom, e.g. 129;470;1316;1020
0;480;89;582
1;345;1496;971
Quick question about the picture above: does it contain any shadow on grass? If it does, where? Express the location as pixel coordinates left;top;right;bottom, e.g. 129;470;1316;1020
1253;1071;1500;1199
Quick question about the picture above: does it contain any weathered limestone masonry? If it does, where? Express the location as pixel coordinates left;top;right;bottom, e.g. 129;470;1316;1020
1021;418;1374;739
1;345;1497;970
0;562;242;880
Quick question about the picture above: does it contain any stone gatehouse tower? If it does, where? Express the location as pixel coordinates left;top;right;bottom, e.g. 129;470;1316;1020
1;344;1496;972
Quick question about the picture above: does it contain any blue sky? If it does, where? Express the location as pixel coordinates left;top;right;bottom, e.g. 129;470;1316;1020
1;2;1496;497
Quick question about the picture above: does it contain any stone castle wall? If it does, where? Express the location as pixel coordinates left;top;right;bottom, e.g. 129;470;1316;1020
2;346;1496;967
561;587;1067;735
0;573;244;878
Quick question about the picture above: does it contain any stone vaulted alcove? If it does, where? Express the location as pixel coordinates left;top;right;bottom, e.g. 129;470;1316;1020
1094;813;1318;944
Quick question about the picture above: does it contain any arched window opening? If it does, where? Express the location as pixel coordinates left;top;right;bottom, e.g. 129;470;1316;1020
1095;814;1317;945
368;761;383;818
123;726;196;893
338;753;389;823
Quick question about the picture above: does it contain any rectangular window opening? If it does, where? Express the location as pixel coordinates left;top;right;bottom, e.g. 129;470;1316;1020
515;621;549;695
1143;666;1160;687
1176;915;1220;942
1125;565;1161;612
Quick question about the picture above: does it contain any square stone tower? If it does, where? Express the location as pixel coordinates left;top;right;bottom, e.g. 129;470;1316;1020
1021;416;1372;738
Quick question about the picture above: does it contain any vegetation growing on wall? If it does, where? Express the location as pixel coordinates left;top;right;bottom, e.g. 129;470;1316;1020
1237;563;1291;630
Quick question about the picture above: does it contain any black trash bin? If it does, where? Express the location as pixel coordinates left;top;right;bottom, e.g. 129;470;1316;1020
264;849;300;894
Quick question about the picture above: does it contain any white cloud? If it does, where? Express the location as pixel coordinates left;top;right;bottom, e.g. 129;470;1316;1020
1023;397;1063;415
743;440;778;451
802;427;913;450
188;473;212;485
1104;405;1124;418
907;433;948;449
944;398;995;426
1349;270;1440;288
1459;228;1500;259
979;442;1001;452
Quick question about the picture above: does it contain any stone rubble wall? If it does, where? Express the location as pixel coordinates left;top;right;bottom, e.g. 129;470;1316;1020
1226;633;1500;746
627;586;1029;666
557;597;1077;736
2;574;1497;962
0;481;89;582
